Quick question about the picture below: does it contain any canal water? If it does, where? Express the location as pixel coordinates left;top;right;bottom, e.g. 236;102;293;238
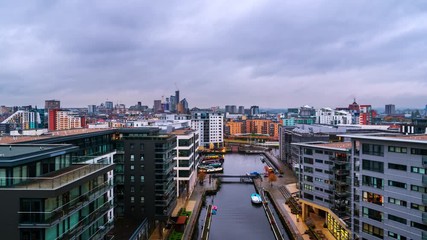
194;153;290;240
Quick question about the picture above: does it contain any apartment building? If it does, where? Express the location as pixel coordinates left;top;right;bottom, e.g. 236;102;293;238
316;108;352;125
293;141;352;240
345;134;427;240
191;112;223;148
172;129;200;198
0;144;115;240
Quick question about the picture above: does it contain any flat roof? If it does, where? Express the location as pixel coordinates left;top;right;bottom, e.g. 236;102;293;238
0;145;57;157
0;128;114;144
339;134;427;144
292;141;352;151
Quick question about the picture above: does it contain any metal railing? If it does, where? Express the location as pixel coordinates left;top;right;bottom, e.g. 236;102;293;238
1;164;112;189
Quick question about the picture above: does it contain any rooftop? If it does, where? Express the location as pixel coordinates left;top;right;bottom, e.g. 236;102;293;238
0;128;114;144
0;145;57;157
340;134;427;144
292;141;352;151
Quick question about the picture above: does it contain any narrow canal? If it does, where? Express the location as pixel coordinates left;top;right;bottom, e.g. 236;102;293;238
194;153;291;240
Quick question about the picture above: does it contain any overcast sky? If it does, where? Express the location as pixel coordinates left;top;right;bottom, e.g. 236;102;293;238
1;1;427;109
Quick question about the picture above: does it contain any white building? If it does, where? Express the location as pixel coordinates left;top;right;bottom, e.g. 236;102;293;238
172;129;200;198
191;112;224;148
316;107;352;125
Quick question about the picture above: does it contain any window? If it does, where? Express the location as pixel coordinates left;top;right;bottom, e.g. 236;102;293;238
303;184;313;191
130;144;134;150
141;197;145;204
315;159;323;164
130;196;135;203
304;175;313;182
388;146;407;153
389;214;407;224
388;197;407;207
140;144;144;151
362;159;384;173
411;221;427;231
388;231;407;240
303;166;313;173
362;144;384;156
315;196;323;201
362;222;384;238
411;148;427;155
304;149;313;155
362;191;383;205
130;175;135;183
130;165;134;170
140;176;145;183
304;157;313;164
140;155;145;161
388;180;406;189
315;168;323;173
362;207;383;222
130;155;135;161
362;175;384;189
411;166;426;174
388;163;407;171
411;203;427;212
315;150;323;154
411;185;427;193
130;186;135;193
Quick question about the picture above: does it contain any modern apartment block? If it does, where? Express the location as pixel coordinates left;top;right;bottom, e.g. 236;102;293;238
316;107;352;125
345;134;427;240
293;141;352;240
172;129;200;198
0;144;115;240
113;128;177;226
191;111;223;148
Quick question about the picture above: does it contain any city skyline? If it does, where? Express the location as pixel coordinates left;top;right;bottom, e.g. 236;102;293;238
1;1;427;108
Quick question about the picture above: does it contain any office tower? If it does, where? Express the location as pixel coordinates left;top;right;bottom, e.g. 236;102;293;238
44;100;60;111
250;106;260;116
0;144;115;239
385;104;396;115
191;111;223;148
153;100;162;113
175;90;180;105
105;101;113;110
88;105;96;114
238;106;245;114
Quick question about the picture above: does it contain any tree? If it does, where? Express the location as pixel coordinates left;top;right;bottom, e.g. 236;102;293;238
198;172;207;184
268;173;277;186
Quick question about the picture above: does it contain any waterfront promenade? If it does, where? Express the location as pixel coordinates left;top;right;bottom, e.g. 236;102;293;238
149;151;320;240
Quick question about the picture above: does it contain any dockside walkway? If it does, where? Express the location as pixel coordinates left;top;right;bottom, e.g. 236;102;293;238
150;151;320;240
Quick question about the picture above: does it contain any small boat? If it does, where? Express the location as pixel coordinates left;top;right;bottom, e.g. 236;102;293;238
251;193;262;204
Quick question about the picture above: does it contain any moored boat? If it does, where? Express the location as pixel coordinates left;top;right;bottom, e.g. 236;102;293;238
251;193;262;204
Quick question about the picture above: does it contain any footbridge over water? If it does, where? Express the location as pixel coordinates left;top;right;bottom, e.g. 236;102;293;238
210;174;261;183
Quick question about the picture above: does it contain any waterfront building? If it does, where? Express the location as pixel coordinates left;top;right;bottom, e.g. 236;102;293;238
48;109;86;131
293;141;352;240
172;129;200;198
113;128;177;228
343;134;427;240
191;111;224;148
385;104;396;115
0;144;115;239
316;107;352;125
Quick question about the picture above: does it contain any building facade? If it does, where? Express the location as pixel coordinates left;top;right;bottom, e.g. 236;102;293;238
191;112;224;148
0;144;115;240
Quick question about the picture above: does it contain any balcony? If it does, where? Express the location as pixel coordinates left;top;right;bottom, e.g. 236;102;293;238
423;156;427;167
423;194;427;205
423;175;427;185
19;182;112;227
5;163;113;190
423;212;427;224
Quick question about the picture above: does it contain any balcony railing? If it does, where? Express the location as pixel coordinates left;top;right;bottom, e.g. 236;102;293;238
1;163;112;189
423;212;427;224
423;175;427;185
19;182;112;226
423;194;427;205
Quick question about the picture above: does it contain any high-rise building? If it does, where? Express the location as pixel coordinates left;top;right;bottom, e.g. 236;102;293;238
88;105;96;114
153;100;162;113
238;106;245;114
48;109;85;131
225;105;237;114
250;106;260;116
175;90;180;105
44;100;60;111
0;144;115;239
105;101;113;110
191;111;224;148
385;104;396;115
